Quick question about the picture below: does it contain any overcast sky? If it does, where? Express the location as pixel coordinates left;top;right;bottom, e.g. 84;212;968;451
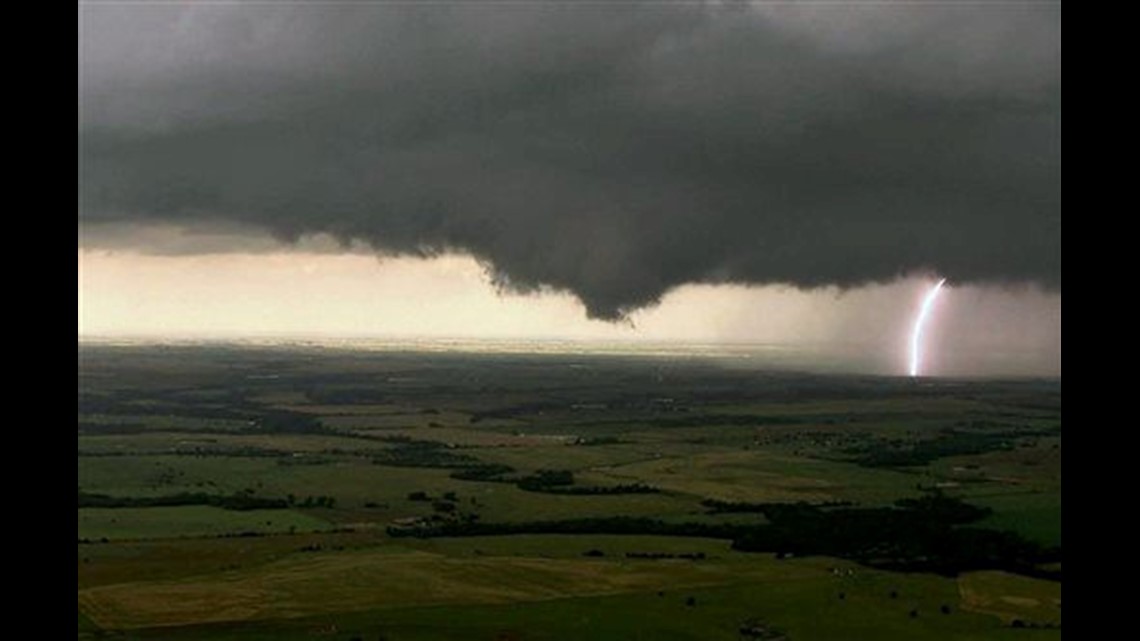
78;2;1060;377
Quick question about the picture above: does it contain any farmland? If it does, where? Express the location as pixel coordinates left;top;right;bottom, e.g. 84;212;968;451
78;343;1061;639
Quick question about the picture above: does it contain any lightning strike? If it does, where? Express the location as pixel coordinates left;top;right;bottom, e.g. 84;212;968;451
909;278;947;377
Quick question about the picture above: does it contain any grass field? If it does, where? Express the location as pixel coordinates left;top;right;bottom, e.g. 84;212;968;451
79;432;397;455
79;507;335;540
79;543;1061;640
972;493;1061;547
77;345;1061;639
79;540;1060;631
584;448;927;504
958;571;1061;626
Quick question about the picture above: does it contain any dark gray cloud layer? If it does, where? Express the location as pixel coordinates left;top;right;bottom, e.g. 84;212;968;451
79;2;1060;319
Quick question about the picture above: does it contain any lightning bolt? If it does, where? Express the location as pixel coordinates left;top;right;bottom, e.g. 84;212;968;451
909;278;947;377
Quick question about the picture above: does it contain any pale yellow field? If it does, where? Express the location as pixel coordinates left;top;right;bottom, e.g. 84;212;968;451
79;545;822;630
958;571;1062;626
584;449;914;503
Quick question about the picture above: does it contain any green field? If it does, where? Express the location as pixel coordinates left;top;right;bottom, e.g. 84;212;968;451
80;539;1059;640
78;345;1061;639
973;493;1061;547
80;506;335;540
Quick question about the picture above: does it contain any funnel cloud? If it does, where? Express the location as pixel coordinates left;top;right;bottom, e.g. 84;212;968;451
79;3;1060;320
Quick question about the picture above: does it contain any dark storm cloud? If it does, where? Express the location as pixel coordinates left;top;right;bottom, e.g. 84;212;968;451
79;2;1060;320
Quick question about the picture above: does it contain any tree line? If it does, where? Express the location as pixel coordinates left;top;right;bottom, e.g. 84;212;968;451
389;492;1059;578
449;465;659;495
79;489;338;511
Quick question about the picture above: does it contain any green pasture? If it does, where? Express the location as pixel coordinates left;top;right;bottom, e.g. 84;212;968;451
79;540;1060;640
584;449;928;504
79;531;390;590
80;414;252;432
972;492;1061;547
78;432;394;456
79;506;333;541
77;346;1061;640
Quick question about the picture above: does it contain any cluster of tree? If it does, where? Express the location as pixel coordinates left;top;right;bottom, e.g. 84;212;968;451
468;401;565;423
630;414;810;429
625;551;706;560
701;498;852;514
290;494;337;508
405;489;458;501
83;389;365;437
449;465;659;495
275;455;336;466
79;390;254;420
843;426;1061;468
371;439;478;468
450;464;516;482
844;430;1013;468
303;386;387;404
373;449;476;468
387;516;744;540
79;489;288;511
401;492;476;523
536;482;660;496
174;446;286;458
515;469;575;491
432;500;456;513
251;410;332;435
389;492;1059;578
571;412;815;431
572;436;623;446
83;446;290;459
731;493;1057;577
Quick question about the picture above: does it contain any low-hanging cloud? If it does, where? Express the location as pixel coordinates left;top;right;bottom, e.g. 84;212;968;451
79;2;1060;320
